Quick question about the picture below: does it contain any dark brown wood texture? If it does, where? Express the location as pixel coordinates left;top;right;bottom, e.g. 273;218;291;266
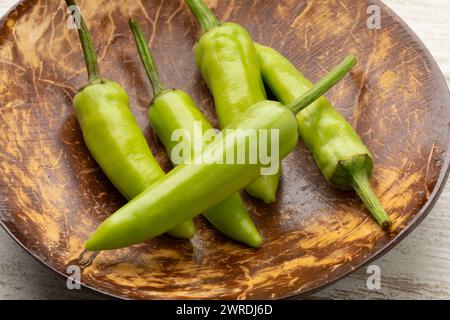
0;0;449;299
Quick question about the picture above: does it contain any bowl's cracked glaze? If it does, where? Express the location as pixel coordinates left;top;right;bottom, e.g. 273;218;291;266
0;0;449;299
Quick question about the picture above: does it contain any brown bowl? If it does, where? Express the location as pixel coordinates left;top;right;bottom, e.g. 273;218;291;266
0;0;449;299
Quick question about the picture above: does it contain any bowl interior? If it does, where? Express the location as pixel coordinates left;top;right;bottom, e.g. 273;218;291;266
0;0;449;299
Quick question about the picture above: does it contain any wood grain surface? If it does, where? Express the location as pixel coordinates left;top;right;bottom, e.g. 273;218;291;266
0;0;445;297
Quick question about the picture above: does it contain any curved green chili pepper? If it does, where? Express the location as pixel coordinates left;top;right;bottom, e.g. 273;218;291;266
65;0;196;239
129;20;262;247
255;44;391;229
86;55;356;251
185;0;281;204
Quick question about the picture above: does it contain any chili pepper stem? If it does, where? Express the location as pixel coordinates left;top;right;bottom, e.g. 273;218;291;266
129;19;166;96
350;172;392;229
286;55;357;115
185;0;220;33
339;157;392;230
65;0;102;84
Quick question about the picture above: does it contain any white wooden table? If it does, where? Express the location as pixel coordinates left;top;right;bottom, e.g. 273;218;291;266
0;0;449;300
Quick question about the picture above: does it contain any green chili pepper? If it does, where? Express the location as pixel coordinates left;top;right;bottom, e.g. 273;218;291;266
85;55;356;251
129;20;262;247
65;0;195;239
185;0;281;204
255;44;391;229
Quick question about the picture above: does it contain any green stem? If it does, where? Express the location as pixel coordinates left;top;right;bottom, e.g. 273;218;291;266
129;19;166;96
349;170;392;230
185;0;220;33
65;0;101;84
287;55;357;115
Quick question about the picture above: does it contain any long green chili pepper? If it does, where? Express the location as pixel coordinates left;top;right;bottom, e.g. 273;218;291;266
256;44;391;229
185;0;282;204
85;55;356;251
64;0;196;239
129;19;262;247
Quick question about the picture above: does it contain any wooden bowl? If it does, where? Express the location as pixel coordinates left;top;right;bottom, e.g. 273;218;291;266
0;0;449;300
